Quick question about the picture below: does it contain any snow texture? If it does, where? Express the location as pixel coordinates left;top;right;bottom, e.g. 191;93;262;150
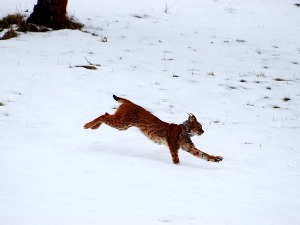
0;0;299;224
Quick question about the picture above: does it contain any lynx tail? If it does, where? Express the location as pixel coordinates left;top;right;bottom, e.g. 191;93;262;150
113;94;120;101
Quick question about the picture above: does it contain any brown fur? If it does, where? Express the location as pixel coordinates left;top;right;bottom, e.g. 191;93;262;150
84;95;223;164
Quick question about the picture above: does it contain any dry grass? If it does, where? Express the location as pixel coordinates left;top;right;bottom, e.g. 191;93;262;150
1;29;18;40
64;15;84;30
1;13;84;40
75;65;97;70
207;72;215;76
274;78;293;82
0;13;25;29
0;13;25;40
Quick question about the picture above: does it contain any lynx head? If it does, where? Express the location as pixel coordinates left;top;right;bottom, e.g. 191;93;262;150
184;113;204;136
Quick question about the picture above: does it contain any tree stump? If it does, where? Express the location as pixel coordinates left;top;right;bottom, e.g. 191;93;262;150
27;0;68;30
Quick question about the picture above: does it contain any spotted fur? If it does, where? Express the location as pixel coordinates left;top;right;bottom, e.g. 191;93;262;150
84;95;223;164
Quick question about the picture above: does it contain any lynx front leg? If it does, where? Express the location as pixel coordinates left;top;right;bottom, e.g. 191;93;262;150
170;148;180;164
168;141;180;164
182;143;223;162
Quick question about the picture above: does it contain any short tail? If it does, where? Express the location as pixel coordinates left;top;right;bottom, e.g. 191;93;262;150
113;94;129;103
113;94;120;101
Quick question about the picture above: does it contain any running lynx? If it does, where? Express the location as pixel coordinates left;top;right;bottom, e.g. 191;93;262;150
84;95;223;164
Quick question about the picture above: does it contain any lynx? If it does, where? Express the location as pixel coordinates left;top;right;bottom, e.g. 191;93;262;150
84;95;223;164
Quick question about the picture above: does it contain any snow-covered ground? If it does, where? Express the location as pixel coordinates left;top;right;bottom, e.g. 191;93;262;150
1;0;299;224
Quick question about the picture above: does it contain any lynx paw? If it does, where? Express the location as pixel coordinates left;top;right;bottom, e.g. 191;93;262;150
84;124;90;129
84;122;93;129
208;155;223;162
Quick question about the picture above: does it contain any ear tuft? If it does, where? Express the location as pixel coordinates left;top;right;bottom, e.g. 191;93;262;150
187;113;197;122
187;113;193;122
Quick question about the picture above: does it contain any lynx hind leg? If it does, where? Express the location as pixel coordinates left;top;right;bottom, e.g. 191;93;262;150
84;112;132;131
91;123;101;129
84;113;109;129
84;118;102;129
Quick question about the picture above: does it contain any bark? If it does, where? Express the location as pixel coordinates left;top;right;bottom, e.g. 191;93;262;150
27;0;68;29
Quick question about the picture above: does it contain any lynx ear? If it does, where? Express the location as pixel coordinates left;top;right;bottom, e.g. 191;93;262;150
187;113;196;122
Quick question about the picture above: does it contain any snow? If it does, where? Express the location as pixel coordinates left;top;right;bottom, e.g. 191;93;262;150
0;0;300;224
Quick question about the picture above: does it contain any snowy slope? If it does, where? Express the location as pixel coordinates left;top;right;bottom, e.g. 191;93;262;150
0;0;300;225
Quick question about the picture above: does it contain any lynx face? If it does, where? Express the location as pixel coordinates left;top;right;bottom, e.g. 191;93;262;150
186;114;204;136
